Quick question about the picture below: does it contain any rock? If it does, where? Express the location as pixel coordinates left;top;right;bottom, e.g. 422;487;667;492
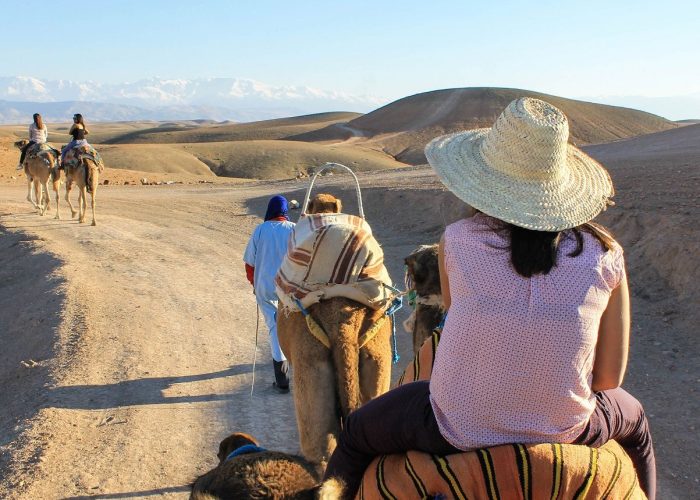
140;177;149;185
102;179;110;185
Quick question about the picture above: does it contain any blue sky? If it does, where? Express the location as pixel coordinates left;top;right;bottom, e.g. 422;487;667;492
1;0;699;117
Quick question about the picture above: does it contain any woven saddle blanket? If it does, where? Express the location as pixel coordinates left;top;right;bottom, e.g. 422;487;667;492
358;330;645;500
275;213;395;312
26;142;60;160
63;145;105;171
359;440;644;500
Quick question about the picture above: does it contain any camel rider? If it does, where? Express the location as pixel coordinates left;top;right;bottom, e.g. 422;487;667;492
61;113;90;164
17;113;48;170
243;195;296;393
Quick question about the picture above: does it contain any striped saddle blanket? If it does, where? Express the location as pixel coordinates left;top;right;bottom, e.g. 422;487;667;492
358;330;645;499
275;213;395;312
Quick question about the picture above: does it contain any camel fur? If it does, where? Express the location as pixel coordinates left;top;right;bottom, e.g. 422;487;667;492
191;432;343;499
64;152;101;226
306;193;342;214
13;139;63;218
404;244;444;353
277;194;393;465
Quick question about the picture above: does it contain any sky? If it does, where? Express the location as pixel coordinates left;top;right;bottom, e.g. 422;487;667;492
1;0;699;118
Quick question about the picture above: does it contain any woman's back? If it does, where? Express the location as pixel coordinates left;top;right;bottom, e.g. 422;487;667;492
429;213;625;449
29;123;47;143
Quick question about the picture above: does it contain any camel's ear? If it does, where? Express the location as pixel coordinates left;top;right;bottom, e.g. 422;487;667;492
307;200;316;214
334;198;342;213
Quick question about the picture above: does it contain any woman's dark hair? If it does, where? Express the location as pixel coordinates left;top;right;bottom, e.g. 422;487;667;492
73;113;85;126
487;217;616;277
33;113;44;130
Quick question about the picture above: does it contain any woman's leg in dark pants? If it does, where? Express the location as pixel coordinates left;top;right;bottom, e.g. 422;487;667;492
323;381;459;499
19;141;36;164
574;387;656;500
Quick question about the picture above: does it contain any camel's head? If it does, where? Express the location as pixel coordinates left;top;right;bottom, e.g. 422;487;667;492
405;244;441;296
216;432;259;465
307;193;342;214
14;139;29;150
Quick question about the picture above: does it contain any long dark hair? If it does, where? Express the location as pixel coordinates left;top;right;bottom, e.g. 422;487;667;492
33;113;44;130
73;113;85;127
487;218;616;277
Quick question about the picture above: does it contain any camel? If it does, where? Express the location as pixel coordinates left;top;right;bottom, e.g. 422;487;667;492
276;194;394;465
13;140;63;218
403;244;444;353
63;147;102;226
191;432;342;499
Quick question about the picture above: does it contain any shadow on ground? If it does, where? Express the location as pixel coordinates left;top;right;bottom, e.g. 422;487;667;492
0;225;65;471
45;364;254;409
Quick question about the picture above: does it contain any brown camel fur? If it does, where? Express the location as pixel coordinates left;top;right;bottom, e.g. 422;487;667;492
64;155;101;226
306;193;342;214
191;432;342;499
277;194;393;465
278;298;392;465
13;140;63;218
404;244;444;353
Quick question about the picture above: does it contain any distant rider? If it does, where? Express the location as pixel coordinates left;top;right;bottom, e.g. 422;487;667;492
17;113;48;170
61;113;90;164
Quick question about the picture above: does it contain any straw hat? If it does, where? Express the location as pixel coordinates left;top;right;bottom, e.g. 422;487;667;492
425;97;614;231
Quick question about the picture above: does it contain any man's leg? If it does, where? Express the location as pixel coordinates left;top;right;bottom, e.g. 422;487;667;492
258;299;289;391
574;388;656;500
323;381;459;499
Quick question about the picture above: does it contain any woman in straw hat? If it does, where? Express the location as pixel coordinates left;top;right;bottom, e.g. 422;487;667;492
323;98;655;499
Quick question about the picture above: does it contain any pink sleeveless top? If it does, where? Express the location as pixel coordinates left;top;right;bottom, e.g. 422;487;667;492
429;214;625;450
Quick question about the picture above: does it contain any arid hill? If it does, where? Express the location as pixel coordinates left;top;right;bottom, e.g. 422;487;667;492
103;112;361;144
583;124;699;328
288;88;678;164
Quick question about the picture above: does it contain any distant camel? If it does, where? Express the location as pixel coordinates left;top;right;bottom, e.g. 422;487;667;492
403;244;444;353
63;147;103;226
13;140;62;218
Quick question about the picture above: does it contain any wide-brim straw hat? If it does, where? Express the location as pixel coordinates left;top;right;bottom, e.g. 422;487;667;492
425;97;614;231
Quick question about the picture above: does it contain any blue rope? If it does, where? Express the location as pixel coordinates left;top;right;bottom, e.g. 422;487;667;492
224;444;267;462
294;298;310;316
385;295;403;364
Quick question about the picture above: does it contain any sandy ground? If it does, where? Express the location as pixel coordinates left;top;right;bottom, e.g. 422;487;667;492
0;167;698;499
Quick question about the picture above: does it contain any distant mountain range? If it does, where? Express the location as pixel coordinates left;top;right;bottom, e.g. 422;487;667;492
0;76;385;124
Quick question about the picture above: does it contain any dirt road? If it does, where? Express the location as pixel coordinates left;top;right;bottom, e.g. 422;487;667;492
0;167;697;499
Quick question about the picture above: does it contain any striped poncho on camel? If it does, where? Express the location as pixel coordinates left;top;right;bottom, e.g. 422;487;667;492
275;213;395;312
357;329;646;500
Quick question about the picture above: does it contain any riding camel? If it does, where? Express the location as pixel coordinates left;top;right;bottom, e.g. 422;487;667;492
13;140;62;218
276;194;395;465
63;146;103;226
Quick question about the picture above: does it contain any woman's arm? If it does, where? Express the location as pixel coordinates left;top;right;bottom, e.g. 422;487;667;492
438;233;451;311
591;274;630;392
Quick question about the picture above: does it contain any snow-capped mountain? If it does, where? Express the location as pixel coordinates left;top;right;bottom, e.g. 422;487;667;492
0;76;385;123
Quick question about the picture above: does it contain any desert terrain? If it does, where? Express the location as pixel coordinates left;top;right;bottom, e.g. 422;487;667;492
0;89;698;499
